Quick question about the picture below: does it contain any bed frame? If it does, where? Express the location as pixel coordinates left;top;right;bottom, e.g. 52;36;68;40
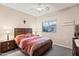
14;28;52;56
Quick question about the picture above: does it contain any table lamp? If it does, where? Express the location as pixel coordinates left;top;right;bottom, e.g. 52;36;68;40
6;30;10;40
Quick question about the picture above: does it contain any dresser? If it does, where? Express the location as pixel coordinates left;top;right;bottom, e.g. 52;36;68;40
72;25;79;56
0;40;16;53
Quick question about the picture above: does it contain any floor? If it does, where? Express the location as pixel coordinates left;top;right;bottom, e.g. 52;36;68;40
0;45;72;56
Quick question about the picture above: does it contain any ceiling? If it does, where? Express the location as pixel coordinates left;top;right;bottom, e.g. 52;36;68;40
1;3;77;16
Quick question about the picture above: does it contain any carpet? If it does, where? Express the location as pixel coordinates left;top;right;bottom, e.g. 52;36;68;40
0;45;72;56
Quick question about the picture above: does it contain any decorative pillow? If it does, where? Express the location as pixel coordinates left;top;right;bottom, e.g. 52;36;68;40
25;33;34;37
15;34;26;45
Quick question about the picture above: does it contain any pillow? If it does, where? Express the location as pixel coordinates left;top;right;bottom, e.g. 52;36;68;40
15;34;26;45
25;33;34;37
15;34;36;45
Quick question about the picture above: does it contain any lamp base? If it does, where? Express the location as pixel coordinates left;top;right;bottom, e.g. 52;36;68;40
7;33;9;40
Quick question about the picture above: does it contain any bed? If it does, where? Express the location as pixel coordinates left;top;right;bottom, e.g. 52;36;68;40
14;28;52;56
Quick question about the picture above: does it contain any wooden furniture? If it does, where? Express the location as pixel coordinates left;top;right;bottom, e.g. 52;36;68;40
14;28;32;38
72;25;79;56
0;40;16;53
0;43;1;54
72;38;79;56
14;28;52;56
74;25;79;38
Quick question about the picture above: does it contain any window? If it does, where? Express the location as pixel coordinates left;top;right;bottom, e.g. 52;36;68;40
42;18;56;32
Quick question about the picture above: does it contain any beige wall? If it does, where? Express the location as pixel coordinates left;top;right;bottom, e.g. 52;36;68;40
35;5;79;49
0;5;36;41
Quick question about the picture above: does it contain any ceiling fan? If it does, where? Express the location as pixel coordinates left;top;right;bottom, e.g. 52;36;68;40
32;3;50;12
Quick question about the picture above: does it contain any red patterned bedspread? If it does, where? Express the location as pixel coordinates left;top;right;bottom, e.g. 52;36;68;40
15;34;51;55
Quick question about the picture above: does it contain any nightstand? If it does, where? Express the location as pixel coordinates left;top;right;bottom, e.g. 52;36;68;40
0;40;16;53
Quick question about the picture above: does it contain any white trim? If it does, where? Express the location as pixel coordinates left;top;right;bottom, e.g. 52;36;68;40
54;43;72;49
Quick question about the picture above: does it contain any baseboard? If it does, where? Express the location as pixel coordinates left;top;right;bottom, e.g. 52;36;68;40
54;43;72;49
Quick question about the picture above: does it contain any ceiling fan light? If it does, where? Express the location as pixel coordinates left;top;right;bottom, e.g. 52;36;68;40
36;7;44;11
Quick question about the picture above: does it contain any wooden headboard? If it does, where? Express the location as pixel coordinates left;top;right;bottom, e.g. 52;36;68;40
14;28;32;37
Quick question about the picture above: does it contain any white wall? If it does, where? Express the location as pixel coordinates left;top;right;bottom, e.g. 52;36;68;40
0;5;36;41
35;5;79;49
